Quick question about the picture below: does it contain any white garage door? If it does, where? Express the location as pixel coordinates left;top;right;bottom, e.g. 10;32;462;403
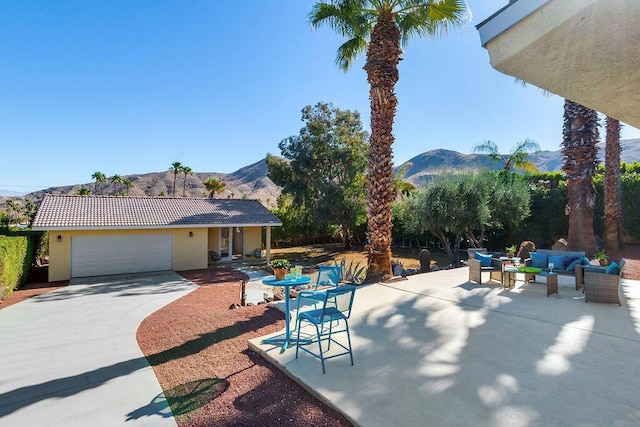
71;234;173;278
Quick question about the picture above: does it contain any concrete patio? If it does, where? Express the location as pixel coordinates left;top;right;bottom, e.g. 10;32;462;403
249;268;640;426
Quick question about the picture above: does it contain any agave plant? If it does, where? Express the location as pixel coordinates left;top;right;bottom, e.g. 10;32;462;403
333;257;366;285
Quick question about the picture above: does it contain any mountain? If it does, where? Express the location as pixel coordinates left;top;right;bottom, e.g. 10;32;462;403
0;190;28;197
26;158;281;207
400;138;640;186
19;138;640;204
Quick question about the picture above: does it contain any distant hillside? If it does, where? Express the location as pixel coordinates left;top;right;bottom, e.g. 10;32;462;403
27;158;281;207
400;138;640;186
19;138;640;204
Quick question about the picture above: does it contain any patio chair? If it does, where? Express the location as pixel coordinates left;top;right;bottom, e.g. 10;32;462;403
295;285;356;374
584;258;626;306
467;248;502;284
296;265;341;307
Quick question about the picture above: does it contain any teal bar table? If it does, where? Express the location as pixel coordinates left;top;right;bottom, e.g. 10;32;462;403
262;274;312;353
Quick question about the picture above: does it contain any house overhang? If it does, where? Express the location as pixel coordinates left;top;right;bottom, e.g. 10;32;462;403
477;0;640;127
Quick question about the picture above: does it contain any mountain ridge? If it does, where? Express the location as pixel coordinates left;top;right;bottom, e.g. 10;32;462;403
12;138;640;203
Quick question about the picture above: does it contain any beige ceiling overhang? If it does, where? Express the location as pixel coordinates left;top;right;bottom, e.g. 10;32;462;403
477;0;640;127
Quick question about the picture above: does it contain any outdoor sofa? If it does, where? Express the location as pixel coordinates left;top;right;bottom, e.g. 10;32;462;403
524;249;590;289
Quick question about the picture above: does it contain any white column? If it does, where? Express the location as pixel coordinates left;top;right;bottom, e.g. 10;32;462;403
265;226;271;263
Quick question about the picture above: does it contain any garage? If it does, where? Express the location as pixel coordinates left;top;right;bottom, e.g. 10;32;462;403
71;234;173;278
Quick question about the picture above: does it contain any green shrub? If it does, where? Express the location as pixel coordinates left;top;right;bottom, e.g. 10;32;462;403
0;233;39;298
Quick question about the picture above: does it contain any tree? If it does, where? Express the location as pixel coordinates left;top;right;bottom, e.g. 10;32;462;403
473;139;541;172
123;179;135;196
169;162;183;197
604;116;623;255
310;0;469;279
181;166;193;197
76;187;91;195
267;102;368;250
110;174;124;195
394;162;416;201
562;99;598;256
203;177;226;198
91;171;107;195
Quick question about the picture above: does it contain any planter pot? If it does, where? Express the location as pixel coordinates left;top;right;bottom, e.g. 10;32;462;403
273;268;289;281
599;258;609;267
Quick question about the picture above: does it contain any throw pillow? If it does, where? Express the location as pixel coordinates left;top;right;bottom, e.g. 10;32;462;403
531;253;548;268
565;258;583;272
606;262;620;275
580;256;591;265
549;255;566;270
563;256;581;268
475;252;492;267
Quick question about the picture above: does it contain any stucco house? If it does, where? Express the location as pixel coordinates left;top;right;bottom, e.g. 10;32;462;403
32;195;282;281
477;0;640;128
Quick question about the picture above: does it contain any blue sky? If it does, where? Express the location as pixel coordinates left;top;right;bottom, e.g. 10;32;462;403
2;0;639;194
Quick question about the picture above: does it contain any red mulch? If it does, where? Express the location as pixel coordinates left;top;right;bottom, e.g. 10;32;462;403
136;268;353;427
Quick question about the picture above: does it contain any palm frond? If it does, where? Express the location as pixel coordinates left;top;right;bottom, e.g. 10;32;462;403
336;36;369;70
511;138;540;155
473;140;499;155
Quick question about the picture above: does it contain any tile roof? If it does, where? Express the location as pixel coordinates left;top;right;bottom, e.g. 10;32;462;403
32;195;282;229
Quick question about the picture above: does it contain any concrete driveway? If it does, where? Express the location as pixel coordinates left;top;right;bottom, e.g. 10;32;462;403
251;269;640;426
0;272;197;427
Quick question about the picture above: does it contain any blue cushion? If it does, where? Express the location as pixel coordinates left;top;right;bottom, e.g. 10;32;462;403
581;256;591;265
531;253;548;268
548;255;566;270
606;262;620;275
563;256;581;268
565;257;584;272
475;252;492;267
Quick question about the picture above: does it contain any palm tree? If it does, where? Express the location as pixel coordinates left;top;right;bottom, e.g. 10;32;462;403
310;0;469;279
181;166;193;197
473;139;540;172
604;116;623;255
394;162;416;201
110;174;124;195
91;171;107;195
169;162;183;197
203;177;226;198
123;179;135;196
562;99;598;256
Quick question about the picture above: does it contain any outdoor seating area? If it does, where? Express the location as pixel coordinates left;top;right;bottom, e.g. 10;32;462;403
249;265;640;426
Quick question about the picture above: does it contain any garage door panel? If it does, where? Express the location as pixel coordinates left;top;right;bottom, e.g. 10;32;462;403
71;235;173;278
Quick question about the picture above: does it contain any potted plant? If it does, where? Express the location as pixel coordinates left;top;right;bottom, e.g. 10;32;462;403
268;259;291;280
593;249;609;266
506;244;517;258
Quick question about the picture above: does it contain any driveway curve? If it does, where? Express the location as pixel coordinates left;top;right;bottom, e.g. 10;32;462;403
0;271;197;426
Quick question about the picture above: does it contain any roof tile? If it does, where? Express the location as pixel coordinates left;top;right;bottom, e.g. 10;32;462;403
32;195;282;229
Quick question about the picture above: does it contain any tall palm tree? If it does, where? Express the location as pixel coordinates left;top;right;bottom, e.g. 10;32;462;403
110;174;124;195
169;162;183;197
123;179;135;196
91;171;107;195
181;166;193;197
604;116;623;255
310;0;469;279
473;139;540;172
562;99;598;256
203;177;226;198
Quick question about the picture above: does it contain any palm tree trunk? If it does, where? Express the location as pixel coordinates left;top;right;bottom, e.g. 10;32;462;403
363;12;401;280
562;100;599;257
604;116;623;255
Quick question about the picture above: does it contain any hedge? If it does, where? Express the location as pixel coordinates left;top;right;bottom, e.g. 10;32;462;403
0;232;40;298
